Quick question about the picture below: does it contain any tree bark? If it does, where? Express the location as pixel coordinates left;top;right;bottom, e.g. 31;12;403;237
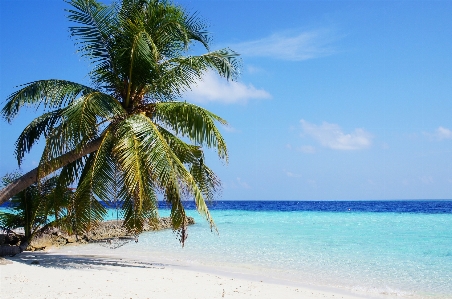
0;137;103;206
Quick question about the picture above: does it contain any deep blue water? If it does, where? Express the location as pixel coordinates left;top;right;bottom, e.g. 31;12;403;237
3;200;452;214
183;200;452;213
95;200;452;214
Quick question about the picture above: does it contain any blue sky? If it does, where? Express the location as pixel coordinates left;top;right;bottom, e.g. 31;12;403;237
1;0;452;200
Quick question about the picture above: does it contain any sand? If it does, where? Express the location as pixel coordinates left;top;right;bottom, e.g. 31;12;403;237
0;248;373;299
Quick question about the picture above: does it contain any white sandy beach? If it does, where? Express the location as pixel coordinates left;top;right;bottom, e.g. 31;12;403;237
0;246;371;299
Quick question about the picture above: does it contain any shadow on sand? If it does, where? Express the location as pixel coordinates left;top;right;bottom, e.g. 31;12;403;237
5;251;173;270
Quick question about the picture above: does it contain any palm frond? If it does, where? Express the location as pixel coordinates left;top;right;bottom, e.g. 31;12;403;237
156;125;202;163
116;114;215;229
89;128;118;202
14;110;63;167
164;178;186;230
67;0;117;65
36;90;124;177
63;91;126;143
156;125;220;202
183;11;210;50
199;49;241;81
113;116;159;232
120;183;157;234
70;153;107;234
161;49;239;85
189;163;221;203
45;159;85;225
37;132;104;182
2;80;96;122
153;101;228;161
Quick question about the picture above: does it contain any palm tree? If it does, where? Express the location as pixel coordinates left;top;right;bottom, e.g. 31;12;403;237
0;0;239;242
0;172;72;246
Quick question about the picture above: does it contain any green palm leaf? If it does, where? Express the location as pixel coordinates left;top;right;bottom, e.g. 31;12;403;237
119;114;215;229
67;0;117;64
71;153;107;234
2;80;95;122
156;125;220;202
14;110;63;167
153;101;228;161
63;91;126;143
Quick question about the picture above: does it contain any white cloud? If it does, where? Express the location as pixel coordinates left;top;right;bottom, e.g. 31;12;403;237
425;126;452;141
285;170;302;178
298;145;316;154
220;124;238;133
307;179;317;188
420;176;434;185
246;65;265;74
236;177;250;189
300;119;372;150
183;71;271;104
223;177;251;190
436;127;452;139
230;28;340;61
367;179;376;186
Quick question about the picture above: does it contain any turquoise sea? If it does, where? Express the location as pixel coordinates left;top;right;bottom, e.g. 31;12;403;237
3;201;452;298
105;201;452;299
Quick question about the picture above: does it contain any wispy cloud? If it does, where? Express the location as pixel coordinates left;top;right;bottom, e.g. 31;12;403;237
230;28;340;61
298;145;316;154
300;119;372;150
221;124;238;133
307;179;317;188
246;65;265;74
420;175;434;185
424;126;452;141
285;170;302;178
183;71;271;104
236;177;250;189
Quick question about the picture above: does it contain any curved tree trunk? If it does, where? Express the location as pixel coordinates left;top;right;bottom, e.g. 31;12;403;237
0;138;103;206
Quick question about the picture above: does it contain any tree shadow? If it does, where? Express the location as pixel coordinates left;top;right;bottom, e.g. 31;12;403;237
5;251;175;270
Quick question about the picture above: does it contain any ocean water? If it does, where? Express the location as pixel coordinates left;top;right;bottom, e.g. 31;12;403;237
3;201;452;298
103;201;452;299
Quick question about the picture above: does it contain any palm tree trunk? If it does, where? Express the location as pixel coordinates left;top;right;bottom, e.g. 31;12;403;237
0;138;103;206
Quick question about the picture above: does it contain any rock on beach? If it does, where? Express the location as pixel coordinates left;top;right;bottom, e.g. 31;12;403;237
0;217;195;256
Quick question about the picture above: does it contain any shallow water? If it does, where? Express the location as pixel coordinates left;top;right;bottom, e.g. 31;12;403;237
102;201;452;299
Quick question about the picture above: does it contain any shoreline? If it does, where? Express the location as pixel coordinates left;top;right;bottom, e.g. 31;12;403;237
0;243;392;299
3;204;448;299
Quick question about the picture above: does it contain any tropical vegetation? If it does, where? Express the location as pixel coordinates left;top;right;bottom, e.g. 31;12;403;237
0;172;74;244
0;0;239;244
